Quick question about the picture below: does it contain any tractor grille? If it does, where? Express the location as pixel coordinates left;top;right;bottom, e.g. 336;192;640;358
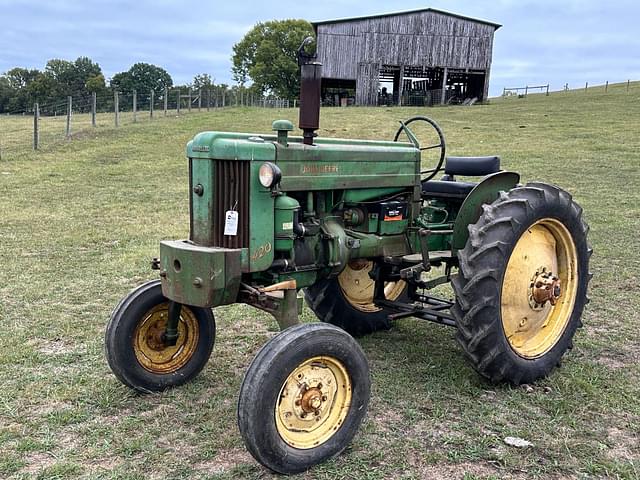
212;160;250;248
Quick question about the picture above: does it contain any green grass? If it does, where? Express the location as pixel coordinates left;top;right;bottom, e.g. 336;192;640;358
1;81;639;479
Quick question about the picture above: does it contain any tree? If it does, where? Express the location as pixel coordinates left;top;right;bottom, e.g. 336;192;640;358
110;63;173;96
232;19;314;99
192;73;214;91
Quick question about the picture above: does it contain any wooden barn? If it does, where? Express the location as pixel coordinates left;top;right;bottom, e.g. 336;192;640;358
312;8;501;106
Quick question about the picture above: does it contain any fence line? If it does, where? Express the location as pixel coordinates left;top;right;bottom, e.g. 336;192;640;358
503;79;636;98
0;87;295;160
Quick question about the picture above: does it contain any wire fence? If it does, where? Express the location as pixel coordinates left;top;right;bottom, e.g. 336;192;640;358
501;79;638;98
0;88;295;160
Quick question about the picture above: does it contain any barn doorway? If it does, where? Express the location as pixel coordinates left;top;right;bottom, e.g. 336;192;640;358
378;65;486;106
321;78;356;106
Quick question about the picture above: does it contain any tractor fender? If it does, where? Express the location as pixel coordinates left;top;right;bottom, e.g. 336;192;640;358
452;171;520;250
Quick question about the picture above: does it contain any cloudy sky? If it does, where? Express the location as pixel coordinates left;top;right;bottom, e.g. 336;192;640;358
1;0;639;97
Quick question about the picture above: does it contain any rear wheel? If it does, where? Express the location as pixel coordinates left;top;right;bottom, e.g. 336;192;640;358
304;260;407;336
452;182;591;384
105;280;215;392
238;323;370;474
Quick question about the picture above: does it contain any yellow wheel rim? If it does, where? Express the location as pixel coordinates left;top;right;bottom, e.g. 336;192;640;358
338;260;405;313
275;356;352;449
133;303;199;373
501;218;578;358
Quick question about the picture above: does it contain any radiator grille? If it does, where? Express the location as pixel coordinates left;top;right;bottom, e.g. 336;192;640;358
213;160;250;248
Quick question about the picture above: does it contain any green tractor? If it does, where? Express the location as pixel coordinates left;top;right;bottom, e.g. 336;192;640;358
105;45;591;474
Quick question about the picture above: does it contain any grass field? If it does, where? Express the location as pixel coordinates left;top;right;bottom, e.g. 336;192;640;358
1;82;639;479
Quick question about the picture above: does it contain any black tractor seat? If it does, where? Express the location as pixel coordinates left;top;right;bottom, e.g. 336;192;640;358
422;155;501;199
422;180;476;199
445;156;500;177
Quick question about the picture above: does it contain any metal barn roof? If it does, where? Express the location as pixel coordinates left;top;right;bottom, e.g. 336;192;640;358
312;7;501;30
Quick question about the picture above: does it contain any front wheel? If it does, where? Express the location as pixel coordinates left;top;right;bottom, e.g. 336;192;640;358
105;280;216;392
237;323;370;474
452;182;591;384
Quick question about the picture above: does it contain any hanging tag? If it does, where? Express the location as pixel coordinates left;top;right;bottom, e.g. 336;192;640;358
224;210;239;236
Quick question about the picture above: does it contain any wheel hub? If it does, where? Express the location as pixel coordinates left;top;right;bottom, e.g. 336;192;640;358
275;357;352;449
529;267;562;310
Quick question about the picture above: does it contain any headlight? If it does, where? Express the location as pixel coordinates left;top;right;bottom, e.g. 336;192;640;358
259;162;282;188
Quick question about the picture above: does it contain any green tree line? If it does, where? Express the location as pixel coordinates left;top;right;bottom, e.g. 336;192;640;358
0;58;238;114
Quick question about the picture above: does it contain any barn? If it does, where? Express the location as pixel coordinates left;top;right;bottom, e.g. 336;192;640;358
312;8;501;106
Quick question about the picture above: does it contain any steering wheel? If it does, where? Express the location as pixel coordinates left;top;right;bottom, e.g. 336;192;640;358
393;116;446;182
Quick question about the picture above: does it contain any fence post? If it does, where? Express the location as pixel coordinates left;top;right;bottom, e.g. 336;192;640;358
150;90;154;118
164;87;168;116
524;86;528;98
66;96;72;138
546;84;549;96
114;91;119;127
585;82;588;92
188;88;192;112
33;102;39;150
198;89;202;111
177;89;181;115
132;90;137;123
91;92;97;127
605;81;608;93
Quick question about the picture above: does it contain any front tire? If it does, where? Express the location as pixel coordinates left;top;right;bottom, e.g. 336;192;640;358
105;280;216;392
305;260;407;336
237;323;370;474
452;182;591;384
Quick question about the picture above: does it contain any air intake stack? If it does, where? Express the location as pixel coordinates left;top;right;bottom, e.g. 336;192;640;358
297;37;322;145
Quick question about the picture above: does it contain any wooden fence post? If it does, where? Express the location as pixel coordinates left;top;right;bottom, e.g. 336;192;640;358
177;89;181;115
114;91;119;127
188;88;192;112
605;81;608;92
585;82;588;92
150;90;154;118
91;92;97;127
133;90;137;122
66;96;72;138
164;87;168;116
198;89;202;110
33;102;39;150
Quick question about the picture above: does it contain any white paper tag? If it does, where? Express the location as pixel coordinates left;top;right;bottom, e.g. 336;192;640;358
224;211;239;236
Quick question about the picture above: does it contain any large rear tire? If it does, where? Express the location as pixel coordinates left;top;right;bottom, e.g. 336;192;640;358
105;280;216;392
452;182;591;384
237;323;370;474
304;260;407;336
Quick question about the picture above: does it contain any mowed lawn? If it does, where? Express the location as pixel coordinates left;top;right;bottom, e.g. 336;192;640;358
0;83;639;479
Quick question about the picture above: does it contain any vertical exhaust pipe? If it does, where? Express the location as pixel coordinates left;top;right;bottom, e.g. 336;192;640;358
298;37;322;145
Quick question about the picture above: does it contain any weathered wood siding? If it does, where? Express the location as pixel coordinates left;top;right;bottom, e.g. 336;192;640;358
315;10;497;104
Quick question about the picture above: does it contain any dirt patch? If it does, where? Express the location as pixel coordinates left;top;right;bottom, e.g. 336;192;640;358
606;426;639;461
20;451;56;475
35;338;76;355
402;457;505;480
194;448;253;475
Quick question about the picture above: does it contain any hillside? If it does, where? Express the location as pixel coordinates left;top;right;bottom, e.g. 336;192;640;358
0;82;639;478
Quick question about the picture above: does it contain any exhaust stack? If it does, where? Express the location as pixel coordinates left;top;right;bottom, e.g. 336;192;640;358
297;37;322;145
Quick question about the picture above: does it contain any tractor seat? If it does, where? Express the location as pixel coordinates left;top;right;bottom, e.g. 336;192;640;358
421;155;501;199
445;156;500;177
422;180;476;199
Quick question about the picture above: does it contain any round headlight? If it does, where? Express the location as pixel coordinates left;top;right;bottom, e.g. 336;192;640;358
259;162;282;188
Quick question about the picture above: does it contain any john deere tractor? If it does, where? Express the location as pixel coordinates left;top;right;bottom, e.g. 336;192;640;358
105;43;590;474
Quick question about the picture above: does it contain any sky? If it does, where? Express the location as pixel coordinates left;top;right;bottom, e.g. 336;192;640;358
1;0;639;97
